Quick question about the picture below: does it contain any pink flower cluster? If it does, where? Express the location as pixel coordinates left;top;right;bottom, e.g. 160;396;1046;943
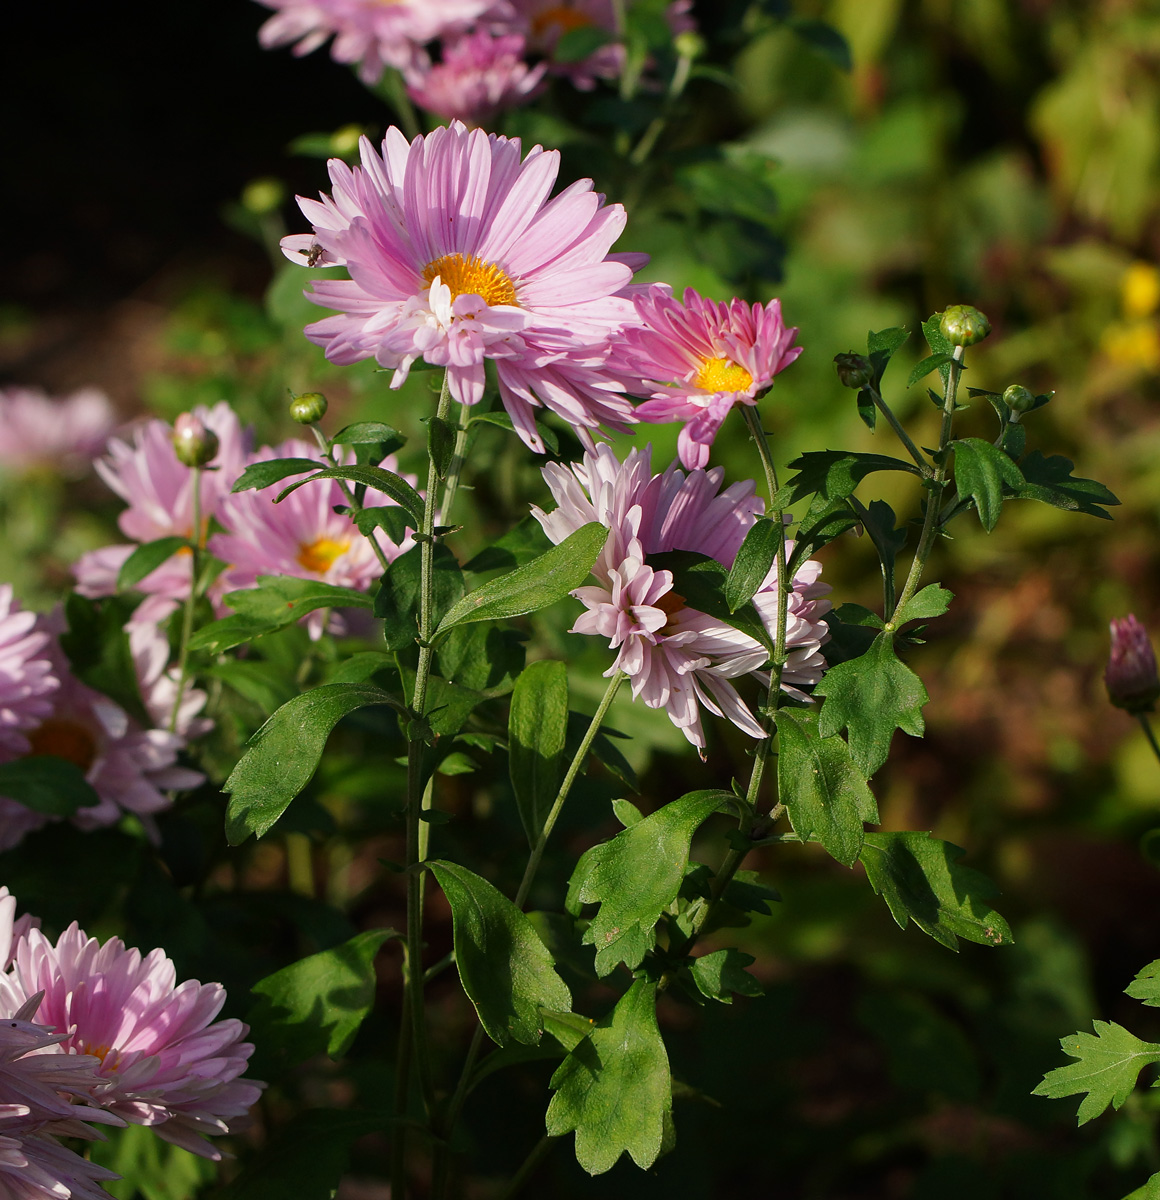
0;387;116;479
0;887;261;1197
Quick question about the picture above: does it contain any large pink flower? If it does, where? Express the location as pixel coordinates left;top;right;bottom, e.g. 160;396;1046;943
256;0;507;84
0;588;58;763
616;285;802;469
0;387;116;479
404;30;546;124
282;122;645;450
533;445;831;752
1;917;262;1161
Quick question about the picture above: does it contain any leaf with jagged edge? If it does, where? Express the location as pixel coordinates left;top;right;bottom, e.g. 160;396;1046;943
1033;1021;1160;1125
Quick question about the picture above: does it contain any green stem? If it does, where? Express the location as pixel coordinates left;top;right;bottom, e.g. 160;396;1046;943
1138;712;1160;769
435;404;469;528
498;1135;559;1200
868;386;929;472
308;424;393;573
891;346;965;623
168;466;202;735
389;986;413;1200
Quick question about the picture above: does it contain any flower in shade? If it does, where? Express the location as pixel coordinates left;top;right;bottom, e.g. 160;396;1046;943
255;0;505;84
0;910;262;1161
502;0;623;89
210;438;414;635
533;444;831;752
0;588;58;763
0;614;203;852
0;387;116;478
404;30;546;125
282;122;645;450
1106;614;1160;713
615;285;802;469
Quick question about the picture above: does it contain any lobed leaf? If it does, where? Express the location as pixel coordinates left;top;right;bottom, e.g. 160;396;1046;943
689;948;763;1004
230;457;321;494
951;438;1024;532
1033;1021;1160;1125
508;660;569;845
1125;961;1160;1008
1010;450;1120;521
891;583;954;628
784;450;920;505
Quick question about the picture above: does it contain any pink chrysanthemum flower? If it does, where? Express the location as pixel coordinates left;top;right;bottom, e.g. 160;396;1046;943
73;402;250;631
533;444;831;752
1;920;262;1161
502;0;622;89
0;387;116;479
256;0;506;84
0;617;203;852
615;285;802;470
0;589;58;764
211;438;414;635
282;122;645;451
405;30;547;125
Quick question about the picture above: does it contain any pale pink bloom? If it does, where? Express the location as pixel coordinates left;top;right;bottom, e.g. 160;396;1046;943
405;30;546;124
211;438;414;636
533;445;831;752
0;617;202;852
0;889;36;973
500;0;622;89
0;589;58;763
616;285;802;469
0;387;116;478
282;122;645;450
2;922;262;1161
256;0;506;84
129;624;210;741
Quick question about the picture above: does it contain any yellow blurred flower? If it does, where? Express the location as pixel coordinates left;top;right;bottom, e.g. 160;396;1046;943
1122;261;1160;319
1101;319;1160;370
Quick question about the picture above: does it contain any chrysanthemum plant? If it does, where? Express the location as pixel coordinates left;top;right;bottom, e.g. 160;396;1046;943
135;125;1113;1195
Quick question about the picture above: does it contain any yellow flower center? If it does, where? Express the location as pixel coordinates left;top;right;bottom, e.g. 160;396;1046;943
531;4;594;37
25;719;98;772
297;536;350;575
693;356;754;394
421;253;518;308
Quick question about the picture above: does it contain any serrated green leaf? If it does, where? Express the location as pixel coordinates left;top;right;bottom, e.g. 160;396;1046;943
0;758;101;816
689;948;763;1004
860;831;1013;951
850;497;907;613
1033;1021;1160;1124
784;451;920;505
725;518;780;613
230;457;321;493
330;421;405;454
277;464;425;526
891;583;954;628
435;522;607;637
572;790;728;976
250;929;398;1062
352;505;412;545
224;683;400;844
509;660;568;845
775;708;879;867
952;438;1024;531
116;536;190;591
907;353;958;388
815;633;927;778
1126;961;1160;1007
1010;451;1120;520
831;603;885;629
546;980;671;1175
429;860;571;1046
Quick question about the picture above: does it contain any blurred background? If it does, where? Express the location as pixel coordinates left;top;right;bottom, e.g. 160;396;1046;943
6;0;1160;1196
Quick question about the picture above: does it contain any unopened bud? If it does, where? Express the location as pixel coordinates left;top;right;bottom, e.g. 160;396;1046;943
939;305;991;348
834;352;873;390
289;392;328;425
172;413;220;468
1003;384;1036;419
1106;614;1160;713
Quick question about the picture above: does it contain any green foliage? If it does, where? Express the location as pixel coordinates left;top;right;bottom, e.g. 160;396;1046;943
783;450;921;505
546;980;672;1175
1125;1174;1160;1200
689;948;763;1003
224;683;400;843
920;314;956;388
1011;451;1120;520
276;463;425;526
330;421;405;455
891;583;954;628
951;437;1024;531
230;457;321;493
464;515;554;573
1033;1022;1160;1125
0;758;100;816
725;518;780;612
60;594;149;725
427;414;455;480
649;551;773;655
116;536;190;590
250;929;398;1064
1125;960;1160;1007
375;544;464;651
90;1123;215;1200
569;790;728;975
859;831;1013;950
508;659;568;844
815;633;928;778
434;522;607;636
429;860;572;1046
774;708;879;867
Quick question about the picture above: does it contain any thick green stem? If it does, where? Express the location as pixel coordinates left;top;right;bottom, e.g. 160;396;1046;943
308;423;393;572
891;346;965;623
168;466;202;735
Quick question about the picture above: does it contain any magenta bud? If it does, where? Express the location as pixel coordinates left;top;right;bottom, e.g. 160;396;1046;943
172;413;220;468
1106;615;1160;713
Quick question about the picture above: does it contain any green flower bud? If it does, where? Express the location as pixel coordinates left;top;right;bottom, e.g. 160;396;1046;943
939;305;991;347
289;392;328;425
674;31;705;60
172;413;220;468
1002;384;1036;416
834;352;873;389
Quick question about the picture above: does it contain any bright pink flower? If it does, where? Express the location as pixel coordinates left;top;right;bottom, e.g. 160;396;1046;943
0;589;58;763
616;285;802;469
282;122;645;450
211;438;414;635
256;0;506;84
2;920;262;1161
405;30;546;124
533;445;830;752
0;387;116;478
